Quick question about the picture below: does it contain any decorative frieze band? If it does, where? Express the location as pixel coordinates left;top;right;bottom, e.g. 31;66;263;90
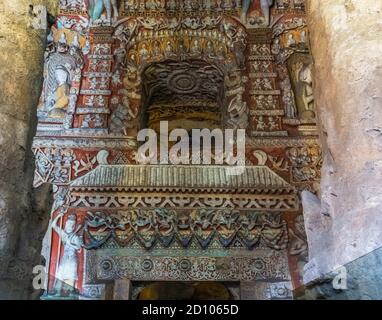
69;192;299;211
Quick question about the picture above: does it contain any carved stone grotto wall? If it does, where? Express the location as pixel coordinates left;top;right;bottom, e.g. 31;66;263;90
302;0;382;285
0;0;381;301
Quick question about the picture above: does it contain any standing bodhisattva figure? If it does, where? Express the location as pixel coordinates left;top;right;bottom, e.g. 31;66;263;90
52;212;82;297
88;0;119;24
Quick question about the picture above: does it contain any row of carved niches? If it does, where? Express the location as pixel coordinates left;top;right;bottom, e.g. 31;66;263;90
58;1;306;19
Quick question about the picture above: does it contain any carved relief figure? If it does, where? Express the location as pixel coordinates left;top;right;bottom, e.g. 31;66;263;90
190;39;202;56
52;213;82;297
287;54;315;121
103;0;119;23
241;0;253;25
139;43;150;60
38;29;84;121
297;62;315;118
242;0;274;26
88;0;119;24
47;66;71;118
260;0;274;26
87;0;104;22
232;27;247;69
227;93;249;129
164;41;176;57
281;77;297;119
205;40;216;58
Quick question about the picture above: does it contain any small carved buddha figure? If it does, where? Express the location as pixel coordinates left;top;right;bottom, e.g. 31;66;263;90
48;66;70;118
259;44;271;55
152;41;162;58
205;41;215;58
126;0;135;10
178;40;188;59
164;41;176;57
255;95;266;109
139;43;150;60
251;61;260;73
256;115;266;131
190;39;202;56
145;0;156;10
216;44;226;59
266;94;275;109
276;0;289;9
253;78;263;90
272;38;281;55
287;33;296;47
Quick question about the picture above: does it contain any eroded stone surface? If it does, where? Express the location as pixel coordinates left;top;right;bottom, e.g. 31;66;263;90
301;246;382;300
0;0;57;299
304;0;382;282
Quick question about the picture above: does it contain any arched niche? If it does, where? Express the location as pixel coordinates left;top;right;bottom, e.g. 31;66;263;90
140;59;225;133
109;16;250;137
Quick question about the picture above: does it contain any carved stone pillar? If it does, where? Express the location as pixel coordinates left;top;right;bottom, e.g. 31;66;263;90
303;0;382;283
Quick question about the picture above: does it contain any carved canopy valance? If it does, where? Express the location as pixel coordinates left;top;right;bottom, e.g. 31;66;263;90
70;164;296;194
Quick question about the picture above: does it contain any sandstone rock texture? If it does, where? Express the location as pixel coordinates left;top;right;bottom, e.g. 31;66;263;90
303;0;382;283
302;246;382;300
0;0;57;299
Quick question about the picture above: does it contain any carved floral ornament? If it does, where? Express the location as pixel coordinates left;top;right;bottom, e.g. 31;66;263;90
94;251;291;282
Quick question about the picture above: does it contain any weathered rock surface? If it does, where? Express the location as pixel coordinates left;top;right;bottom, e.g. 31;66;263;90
301;246;382;300
304;0;382;283
0;0;57;299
